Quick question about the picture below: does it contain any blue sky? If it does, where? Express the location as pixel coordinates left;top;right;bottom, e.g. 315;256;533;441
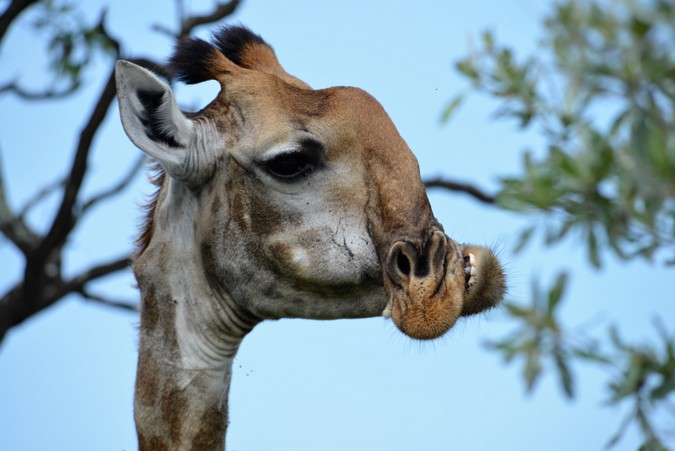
1;1;673;450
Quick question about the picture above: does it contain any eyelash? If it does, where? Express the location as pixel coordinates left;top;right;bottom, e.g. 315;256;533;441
262;139;324;182
264;151;317;181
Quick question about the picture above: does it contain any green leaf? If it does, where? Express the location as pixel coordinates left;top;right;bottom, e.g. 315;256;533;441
524;345;542;393
504;302;531;319
630;17;651;37
513;226;536;253
482;30;495;51
587;227;602;268
455;59;479;80
547;272;568;313
486;340;520;363
608;356;645;403
551;145;580;177
439;94;464;123
571;347;612;365
650;373;675;400
546;219;575;245
553;346;575;398
609;325;627;351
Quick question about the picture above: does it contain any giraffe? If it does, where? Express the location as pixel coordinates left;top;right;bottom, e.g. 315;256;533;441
115;26;506;450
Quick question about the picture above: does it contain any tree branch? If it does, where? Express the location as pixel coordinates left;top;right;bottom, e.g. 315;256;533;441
37;68;117;260
60;255;131;294
79;289;138;312
180;0;241;37
18;176;67;219
0;254;131;343
0;79;81;101
152;0;241;39
0;151;40;254
0;0;245;346
424;177;497;204
0;0;39;45
81;155;146;214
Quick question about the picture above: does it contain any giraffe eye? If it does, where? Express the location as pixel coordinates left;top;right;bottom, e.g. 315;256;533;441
262;138;324;182
265;152;316;181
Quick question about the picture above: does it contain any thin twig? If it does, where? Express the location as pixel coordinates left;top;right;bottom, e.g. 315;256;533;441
81;155;146;214
152;0;240;39
424;177;497;204
151;23;177;39
79;289;138;312
0;0;40;45
180;0;240;37
37;68;118;259
0;150;40;254
62;255;130;292
0;79;81;101
18;176;67;219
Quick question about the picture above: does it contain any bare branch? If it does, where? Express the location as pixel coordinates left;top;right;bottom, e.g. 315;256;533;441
79;289;138;312
424;177;497;204
0;283;24;343
0;0;39;44
0;151;40;254
151;23;177;39
62;255;131;292
81;155;146;214
153;0;241;39
0;79;81;101
37;68;117;260
0;0;244;346
18;176;67;219
0;254;130;343
180;0;241;36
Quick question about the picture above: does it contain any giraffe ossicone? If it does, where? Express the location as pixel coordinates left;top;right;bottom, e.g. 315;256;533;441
116;25;506;450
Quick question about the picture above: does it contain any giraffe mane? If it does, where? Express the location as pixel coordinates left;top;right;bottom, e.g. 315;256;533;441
136;159;164;256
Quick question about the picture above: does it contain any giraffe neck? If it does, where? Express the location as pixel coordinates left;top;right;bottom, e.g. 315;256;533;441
133;244;259;450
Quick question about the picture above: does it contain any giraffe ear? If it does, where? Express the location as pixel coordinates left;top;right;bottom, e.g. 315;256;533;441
115;60;195;179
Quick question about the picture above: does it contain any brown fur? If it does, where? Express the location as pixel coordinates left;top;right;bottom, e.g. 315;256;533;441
461;245;507;316
237;41;311;89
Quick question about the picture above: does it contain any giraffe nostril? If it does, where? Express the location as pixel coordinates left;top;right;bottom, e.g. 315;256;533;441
386;241;417;285
396;249;412;277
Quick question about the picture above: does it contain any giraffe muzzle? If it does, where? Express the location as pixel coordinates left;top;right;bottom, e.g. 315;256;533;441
382;230;503;340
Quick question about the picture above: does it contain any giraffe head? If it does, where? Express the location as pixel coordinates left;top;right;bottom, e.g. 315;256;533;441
116;26;505;340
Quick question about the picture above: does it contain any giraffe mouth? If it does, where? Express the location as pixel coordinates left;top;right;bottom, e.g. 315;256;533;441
381;234;504;340
464;252;477;291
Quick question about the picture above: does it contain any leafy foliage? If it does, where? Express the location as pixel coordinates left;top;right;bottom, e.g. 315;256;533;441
490;275;675;449
451;0;675;267
449;0;675;448
28;0;119;97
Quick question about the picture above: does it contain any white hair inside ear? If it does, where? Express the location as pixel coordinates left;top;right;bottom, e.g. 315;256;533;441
115;60;194;179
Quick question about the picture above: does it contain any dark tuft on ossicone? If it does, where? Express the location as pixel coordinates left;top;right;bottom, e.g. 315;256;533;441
212;25;269;67
167;25;271;85
167;37;219;84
